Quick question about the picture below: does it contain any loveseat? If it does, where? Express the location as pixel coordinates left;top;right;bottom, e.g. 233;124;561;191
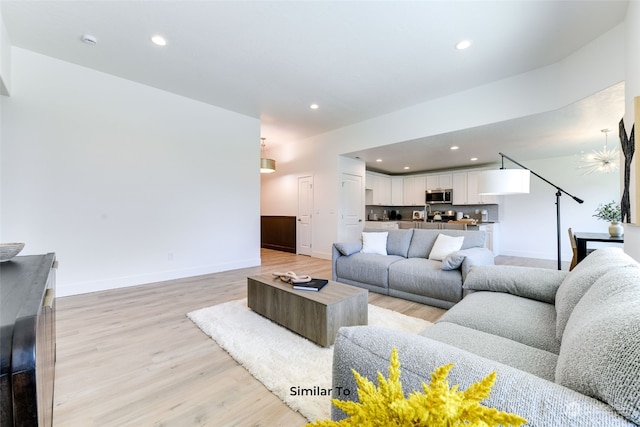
331;247;640;425
332;228;494;309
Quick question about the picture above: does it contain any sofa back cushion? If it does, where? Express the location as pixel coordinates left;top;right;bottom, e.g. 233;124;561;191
362;228;414;258
555;247;638;339
463;265;568;304
407;229;486;259
555;266;640;424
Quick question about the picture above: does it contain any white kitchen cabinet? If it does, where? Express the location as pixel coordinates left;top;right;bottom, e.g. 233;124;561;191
466;171;481;204
467;171;497;204
426;173;452;190
452;172;467;205
479;223;499;255
440;173;453;189
391;177;404;206
403;175;426;206
374;175;391;205
453;170;498;205
366;172;391;205
365;172;374;190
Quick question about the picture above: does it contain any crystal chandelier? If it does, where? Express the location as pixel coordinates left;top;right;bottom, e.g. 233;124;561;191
577;128;619;174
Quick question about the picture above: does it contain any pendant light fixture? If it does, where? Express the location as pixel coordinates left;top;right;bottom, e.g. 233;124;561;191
577;128;619;174
260;137;276;174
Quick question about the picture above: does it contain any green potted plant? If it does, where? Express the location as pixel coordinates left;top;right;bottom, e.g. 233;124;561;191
593;201;623;237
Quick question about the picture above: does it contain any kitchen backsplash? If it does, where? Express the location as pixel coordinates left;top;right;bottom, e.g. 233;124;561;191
365;204;500;222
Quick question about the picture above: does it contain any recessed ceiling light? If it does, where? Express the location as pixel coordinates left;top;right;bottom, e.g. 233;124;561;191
310;103;319;110
455;40;472;50
450;146;459;150
470;157;478;161
81;34;97;45
151;35;167;46
376;159;382;162
403;166;410;170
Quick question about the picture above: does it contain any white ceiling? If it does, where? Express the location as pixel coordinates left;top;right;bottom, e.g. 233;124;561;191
348;82;625;174
0;0;629;172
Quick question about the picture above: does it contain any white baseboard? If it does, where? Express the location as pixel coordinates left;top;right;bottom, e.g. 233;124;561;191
57;257;261;297
498;249;572;262
311;250;332;260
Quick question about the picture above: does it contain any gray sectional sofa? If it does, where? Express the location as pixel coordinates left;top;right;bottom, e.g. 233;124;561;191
331;247;640;426
332;228;494;309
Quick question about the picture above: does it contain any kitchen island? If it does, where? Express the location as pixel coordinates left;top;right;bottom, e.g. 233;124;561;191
364;221;499;255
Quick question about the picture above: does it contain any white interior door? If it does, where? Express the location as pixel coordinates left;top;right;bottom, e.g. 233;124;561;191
297;176;313;256
340;173;363;242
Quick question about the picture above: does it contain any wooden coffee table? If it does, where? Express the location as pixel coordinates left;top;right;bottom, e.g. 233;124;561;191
247;274;368;347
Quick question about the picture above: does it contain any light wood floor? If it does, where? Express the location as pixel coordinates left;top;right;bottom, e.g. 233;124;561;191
52;249;562;427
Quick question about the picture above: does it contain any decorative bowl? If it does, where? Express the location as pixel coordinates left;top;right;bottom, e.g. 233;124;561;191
0;243;25;262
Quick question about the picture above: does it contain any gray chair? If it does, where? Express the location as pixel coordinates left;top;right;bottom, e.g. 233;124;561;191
568;227;596;270
568;228;578;270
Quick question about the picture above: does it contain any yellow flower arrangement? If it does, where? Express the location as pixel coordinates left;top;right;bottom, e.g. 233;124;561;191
307;347;527;427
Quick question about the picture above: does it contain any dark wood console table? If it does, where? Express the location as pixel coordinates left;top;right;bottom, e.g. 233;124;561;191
573;232;624;263
260;216;296;253
1;253;57;426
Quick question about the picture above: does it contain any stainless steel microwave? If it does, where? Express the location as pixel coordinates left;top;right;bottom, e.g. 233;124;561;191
426;189;452;204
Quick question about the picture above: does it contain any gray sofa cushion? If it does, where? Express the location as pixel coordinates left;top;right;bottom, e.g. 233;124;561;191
438;291;560;354
386;229;414;257
422;322;559;381
388;258;463;303
406;229;486;259
332;326;634;425
335;253;404;289
459;247;496;281
464;265;568;304
556;266;640;424
555;248;639;339
362;228;414;257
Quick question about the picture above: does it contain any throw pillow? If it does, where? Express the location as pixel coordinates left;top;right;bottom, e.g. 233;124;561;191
361;232;388;255
334;241;362;256
441;251;466;270
428;234;464;261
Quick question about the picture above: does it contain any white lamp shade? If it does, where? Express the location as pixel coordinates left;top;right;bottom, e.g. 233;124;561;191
478;169;530;195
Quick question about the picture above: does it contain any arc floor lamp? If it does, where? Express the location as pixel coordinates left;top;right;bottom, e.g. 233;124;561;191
479;152;584;270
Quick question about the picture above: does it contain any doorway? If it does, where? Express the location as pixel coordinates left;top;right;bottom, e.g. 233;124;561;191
340;173;363;242
297;175;313;256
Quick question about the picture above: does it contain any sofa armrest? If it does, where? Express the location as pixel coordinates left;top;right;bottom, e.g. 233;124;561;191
332;326;633;426
463;265;569;304
458;247;494;281
332;241;362;281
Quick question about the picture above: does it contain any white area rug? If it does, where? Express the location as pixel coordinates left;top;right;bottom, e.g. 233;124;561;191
187;298;432;422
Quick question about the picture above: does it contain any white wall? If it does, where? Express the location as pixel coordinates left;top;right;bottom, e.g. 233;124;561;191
0;10;10;95
498;156;621;261
260;135;342;258
1;48;261;296
261;23;626;260
623;0;640;261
